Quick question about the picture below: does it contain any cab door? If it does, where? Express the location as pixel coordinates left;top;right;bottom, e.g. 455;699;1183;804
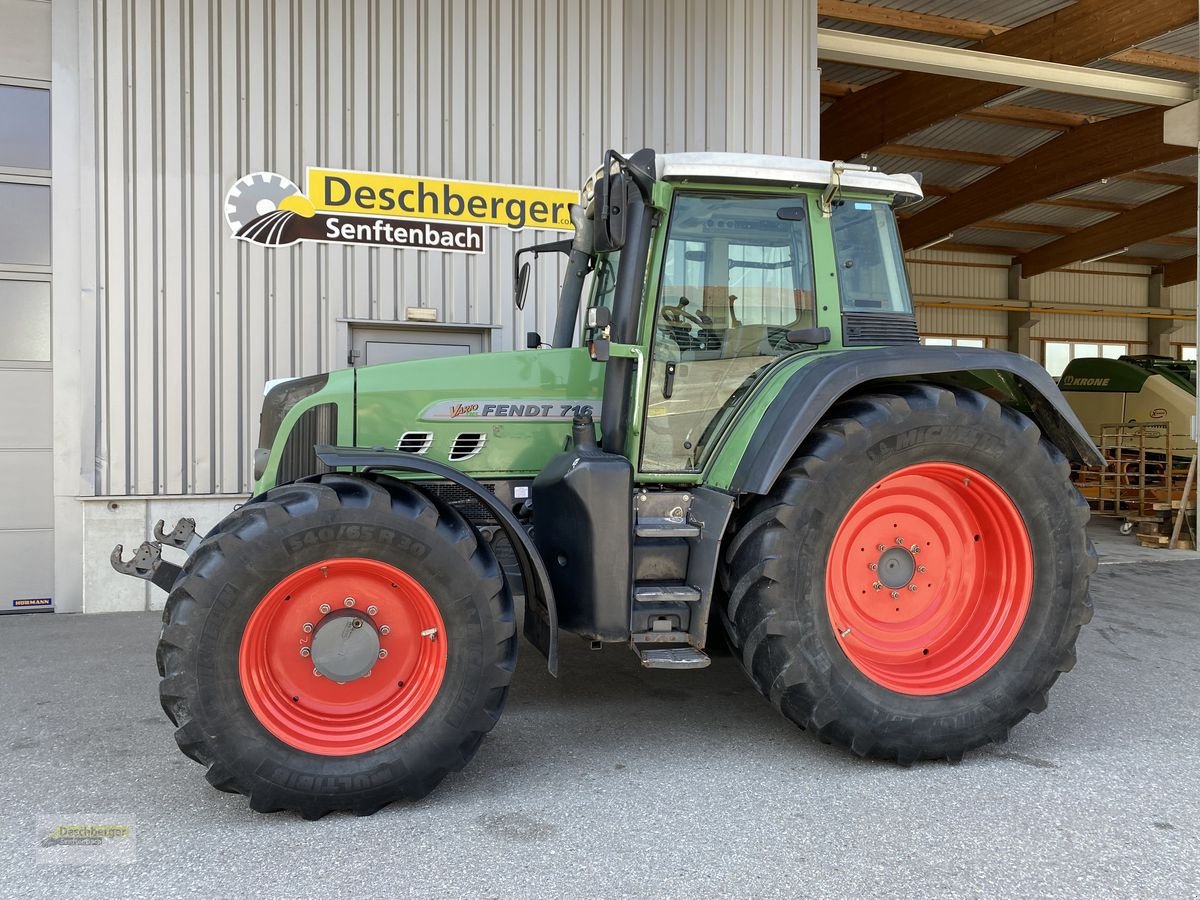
639;192;818;474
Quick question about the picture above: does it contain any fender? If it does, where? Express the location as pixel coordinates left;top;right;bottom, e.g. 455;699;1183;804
315;444;559;675
728;346;1104;496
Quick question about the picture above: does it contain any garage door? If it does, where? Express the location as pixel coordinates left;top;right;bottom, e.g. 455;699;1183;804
0;281;53;614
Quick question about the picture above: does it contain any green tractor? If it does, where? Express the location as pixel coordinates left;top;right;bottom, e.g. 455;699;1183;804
113;149;1101;818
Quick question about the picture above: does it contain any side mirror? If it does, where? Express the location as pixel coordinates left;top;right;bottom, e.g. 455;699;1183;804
595;172;627;253
514;260;531;310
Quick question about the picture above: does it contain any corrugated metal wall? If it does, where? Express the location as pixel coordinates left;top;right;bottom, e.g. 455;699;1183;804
81;0;820;497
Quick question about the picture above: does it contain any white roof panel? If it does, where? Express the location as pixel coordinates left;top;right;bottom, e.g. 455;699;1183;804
655;153;924;201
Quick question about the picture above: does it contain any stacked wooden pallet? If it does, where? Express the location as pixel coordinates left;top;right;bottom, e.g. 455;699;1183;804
1131;501;1195;550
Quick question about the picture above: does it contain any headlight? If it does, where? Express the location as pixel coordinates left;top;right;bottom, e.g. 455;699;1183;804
257;373;329;457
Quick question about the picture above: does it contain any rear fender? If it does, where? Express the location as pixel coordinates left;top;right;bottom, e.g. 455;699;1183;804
314;445;559;675
726;346;1104;496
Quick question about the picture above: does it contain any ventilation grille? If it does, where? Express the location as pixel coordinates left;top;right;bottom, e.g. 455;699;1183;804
425;481;497;525
277;403;338;483
448;432;487;461
395;431;434;454
842;312;920;346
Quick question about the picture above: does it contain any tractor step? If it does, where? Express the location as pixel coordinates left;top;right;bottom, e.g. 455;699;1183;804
636;646;711;669
633;584;701;603
634;517;700;539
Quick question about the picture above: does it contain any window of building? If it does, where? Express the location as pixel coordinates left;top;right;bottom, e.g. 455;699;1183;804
1181;346;1196;362
921;336;987;348
0;85;51;171
1042;341;1127;378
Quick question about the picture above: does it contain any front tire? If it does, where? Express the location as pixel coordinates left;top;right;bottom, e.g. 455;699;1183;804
156;474;515;817
722;384;1095;763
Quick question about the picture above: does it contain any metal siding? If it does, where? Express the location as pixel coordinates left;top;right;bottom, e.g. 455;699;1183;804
82;0;820;496
1028;268;1152;307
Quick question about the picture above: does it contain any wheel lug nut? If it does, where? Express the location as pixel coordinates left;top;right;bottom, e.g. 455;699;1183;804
367;605;378;616
379;625;390;636
302;622;313;633
909;584;918;592
890;591;899;600
378;649;388;659
868;562;878;571
319;603;331;614
917;565;926;574
877;544;886;552
895;537;905;545
300;647;311;657
910;544;920;554
343;597;355;607
313;667;322;677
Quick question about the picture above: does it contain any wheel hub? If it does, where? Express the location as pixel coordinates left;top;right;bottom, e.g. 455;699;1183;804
876;546;916;589
310;610;380;682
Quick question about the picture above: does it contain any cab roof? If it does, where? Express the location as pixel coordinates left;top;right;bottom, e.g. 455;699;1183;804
655;152;923;203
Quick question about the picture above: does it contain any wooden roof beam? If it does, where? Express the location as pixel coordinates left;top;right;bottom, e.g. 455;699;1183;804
1038;196;1138;213
1017;186;1197;277
821;0;1198;161
974;219;1079;236
1116;169;1198;186
817;0;1006;41
958;105;1093;131
1110;48;1200;74
1162;254;1197;287
899;109;1192;250
875;144;1016;167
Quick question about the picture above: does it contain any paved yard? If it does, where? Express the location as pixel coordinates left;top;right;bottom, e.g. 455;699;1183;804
1;522;1198;898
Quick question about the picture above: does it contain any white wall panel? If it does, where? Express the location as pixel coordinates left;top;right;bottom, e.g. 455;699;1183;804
1027;266;1152;308
77;0;820;497
915;305;1008;343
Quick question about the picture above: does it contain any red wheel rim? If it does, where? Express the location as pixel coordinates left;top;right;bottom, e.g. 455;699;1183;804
239;558;447;755
826;462;1033;696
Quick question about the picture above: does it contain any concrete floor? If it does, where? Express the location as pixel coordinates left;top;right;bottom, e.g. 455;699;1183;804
2;523;1198;899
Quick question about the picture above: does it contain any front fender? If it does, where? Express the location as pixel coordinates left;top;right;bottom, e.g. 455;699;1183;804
314;445;559;675
722;347;1104;496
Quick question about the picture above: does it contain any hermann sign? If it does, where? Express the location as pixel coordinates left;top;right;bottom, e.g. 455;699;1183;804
224;167;576;254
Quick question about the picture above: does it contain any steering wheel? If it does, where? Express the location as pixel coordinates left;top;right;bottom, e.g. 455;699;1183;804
661;296;706;327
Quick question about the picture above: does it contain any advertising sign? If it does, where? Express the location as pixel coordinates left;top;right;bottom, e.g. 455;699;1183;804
224;167;576;254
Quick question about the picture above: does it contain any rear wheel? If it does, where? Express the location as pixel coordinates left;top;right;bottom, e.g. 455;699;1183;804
157;473;515;817
722;384;1095;763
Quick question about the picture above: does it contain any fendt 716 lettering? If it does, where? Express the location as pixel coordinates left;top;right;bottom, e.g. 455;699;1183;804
113;149;1101;818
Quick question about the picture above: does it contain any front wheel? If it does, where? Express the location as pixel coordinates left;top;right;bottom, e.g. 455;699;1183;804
722;384;1095;763
156;473;516;817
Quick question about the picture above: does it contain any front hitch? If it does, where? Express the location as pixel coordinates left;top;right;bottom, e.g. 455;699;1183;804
111;517;204;593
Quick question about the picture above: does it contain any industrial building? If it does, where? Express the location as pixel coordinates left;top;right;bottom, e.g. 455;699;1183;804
0;0;1195;613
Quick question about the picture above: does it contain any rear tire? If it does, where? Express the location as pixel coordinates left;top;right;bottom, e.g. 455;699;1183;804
721;384;1095;763
156;473;515;817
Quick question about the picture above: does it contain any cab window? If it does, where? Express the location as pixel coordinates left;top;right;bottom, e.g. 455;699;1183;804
830;200;912;314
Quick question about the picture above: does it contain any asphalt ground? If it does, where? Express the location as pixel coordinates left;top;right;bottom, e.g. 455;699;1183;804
2;522;1198;899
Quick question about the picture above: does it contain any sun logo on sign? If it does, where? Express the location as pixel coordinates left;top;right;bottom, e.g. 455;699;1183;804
224;172;318;246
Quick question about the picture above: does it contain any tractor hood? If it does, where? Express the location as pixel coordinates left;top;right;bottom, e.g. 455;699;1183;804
353;347;605;479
